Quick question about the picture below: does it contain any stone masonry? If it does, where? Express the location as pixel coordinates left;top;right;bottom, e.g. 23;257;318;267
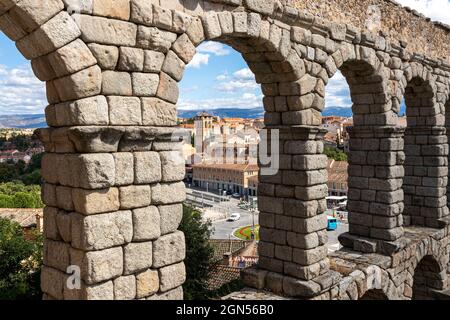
0;0;449;300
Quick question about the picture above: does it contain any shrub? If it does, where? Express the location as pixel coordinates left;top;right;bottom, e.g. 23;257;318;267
180;204;214;300
0;182;44;208
324;146;348;161
0;218;43;300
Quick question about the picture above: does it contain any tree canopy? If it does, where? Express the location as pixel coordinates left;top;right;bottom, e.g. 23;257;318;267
324;146;348;161
0;218;43;300
0;183;44;208
179;204;214;300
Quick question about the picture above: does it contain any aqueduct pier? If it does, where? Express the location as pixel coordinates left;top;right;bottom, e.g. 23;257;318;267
0;0;449;299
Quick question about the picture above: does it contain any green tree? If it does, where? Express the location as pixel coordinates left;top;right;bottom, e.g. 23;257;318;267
9;135;29;152
26;153;43;173
324;146;348;162
15;160;26;175
0;194;15;208
0;163;20;183
0;182;44;208
180;204;214;300
0;218;43;300
20;170;42;186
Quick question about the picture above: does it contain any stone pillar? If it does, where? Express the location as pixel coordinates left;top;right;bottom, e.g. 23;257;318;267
242;126;340;298
403;126;449;228
38;126;186;300
339;126;406;255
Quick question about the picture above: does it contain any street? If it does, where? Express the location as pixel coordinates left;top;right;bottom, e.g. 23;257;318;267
186;185;348;251
211;211;256;239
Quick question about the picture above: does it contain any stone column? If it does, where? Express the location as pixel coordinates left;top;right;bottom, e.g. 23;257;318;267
38;126;186;300
242;126;339;298
403;126;449;228
339;126;406;255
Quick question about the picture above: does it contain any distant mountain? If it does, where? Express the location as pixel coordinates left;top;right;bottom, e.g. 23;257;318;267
322;107;353;118
179;107;355;119
178;108;265;119
0;107;357;129
0;114;47;129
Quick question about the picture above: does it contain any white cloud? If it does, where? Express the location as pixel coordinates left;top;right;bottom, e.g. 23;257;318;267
0;64;46;115
178;93;263;111
187;53;210;69
0;65;7;76
197;42;231;56
242;93;257;100
233;68;255;81
325;71;352;109
186;42;232;69
181;85;199;93
396;0;450;24
215;67;258;93
216;73;229;81
216;80;259;92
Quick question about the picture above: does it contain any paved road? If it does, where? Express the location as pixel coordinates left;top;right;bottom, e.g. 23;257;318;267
185;186;258;239
187;185;349;250
327;222;349;251
212;213;349;251
211;210;258;239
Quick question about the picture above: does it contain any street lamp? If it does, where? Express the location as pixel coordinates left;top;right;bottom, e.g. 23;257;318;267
251;209;256;235
201;193;204;208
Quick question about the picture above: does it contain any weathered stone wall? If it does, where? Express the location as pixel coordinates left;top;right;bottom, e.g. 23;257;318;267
289;0;450;65
0;0;449;300
236;223;450;300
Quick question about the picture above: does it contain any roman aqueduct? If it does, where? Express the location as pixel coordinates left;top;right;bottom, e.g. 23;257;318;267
1;0;449;300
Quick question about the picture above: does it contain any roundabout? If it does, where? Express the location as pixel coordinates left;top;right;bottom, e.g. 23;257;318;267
233;225;260;241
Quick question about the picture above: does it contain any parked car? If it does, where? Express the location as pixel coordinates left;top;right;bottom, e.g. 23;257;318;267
232;193;241;199
228;213;241;222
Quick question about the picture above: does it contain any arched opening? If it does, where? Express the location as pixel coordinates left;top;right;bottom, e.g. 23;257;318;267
179;41;263;171
4;2;336;299
179;18;332;290
0;31;47;300
179;42;264;293
412;255;444;300
336;54;404;249
322;70;352;251
402;75;447;228
359;289;388;300
445;98;450;217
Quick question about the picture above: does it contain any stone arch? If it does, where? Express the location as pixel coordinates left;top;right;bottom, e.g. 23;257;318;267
445;96;450;216
326;43;395;127
402;64;440;127
401;62;449;228
3;0;450;302
1;0;334;300
328;43;405;252
402;234;448;299
331;264;400;300
0;1;102;122
411;255;446;300
180;10;310;127
180;9;333;295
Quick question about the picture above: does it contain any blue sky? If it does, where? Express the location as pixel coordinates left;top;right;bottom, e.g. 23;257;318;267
179;42;264;111
0;0;449;116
